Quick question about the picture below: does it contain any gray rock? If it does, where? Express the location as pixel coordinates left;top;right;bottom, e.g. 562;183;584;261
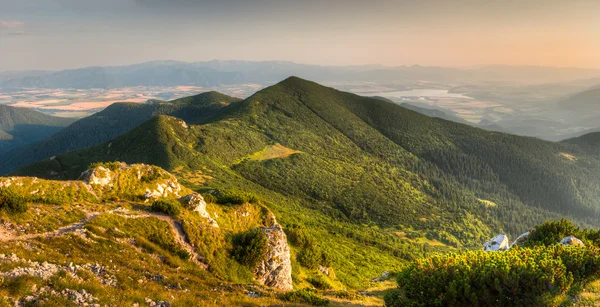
560;236;585;247
179;193;219;227
254;221;293;291
483;234;510;252
509;232;530;248
318;265;329;276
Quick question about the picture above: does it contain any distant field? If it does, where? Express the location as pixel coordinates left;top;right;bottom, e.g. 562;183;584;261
0;83;265;118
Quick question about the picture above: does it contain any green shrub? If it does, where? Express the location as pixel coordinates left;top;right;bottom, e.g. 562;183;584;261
215;190;259;205
287;224;314;247
232;228;268;267
394;244;600;306
383;289;405;307
203;193;218;204
526;219;600;248
0;188;27;214
141;167;168;183
151;200;181;216
307;275;333;290
280;288;330;306
297;243;331;269
176;249;191;260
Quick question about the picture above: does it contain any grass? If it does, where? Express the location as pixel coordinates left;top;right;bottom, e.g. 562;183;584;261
245;143;302;162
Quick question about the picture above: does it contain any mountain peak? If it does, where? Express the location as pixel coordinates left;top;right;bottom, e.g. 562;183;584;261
170;91;241;106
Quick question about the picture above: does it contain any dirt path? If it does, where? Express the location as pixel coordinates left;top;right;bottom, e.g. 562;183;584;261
0;209;207;269
0;212;100;242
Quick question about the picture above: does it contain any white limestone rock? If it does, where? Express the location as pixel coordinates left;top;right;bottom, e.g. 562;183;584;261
483;234;510;252
560;236;585;247
254;222;293;290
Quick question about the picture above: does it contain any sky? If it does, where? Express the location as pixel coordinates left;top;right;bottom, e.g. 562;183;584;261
1;0;599;71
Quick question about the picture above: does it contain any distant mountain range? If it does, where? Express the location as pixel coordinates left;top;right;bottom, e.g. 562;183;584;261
0;105;75;154
2;61;600;89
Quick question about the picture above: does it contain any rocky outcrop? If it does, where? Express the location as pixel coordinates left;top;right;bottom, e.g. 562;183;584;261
483;234;510;252
144;180;182;199
254;221;293;291
80;166;112;186
179;193;218;227
560;236;585;247
79;163;185;199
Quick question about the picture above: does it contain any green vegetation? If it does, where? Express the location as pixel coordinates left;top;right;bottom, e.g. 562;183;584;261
232;228;268;267
12;77;600;296
389;219;600;306
0;91;241;175
151;200;181;216
0;188;27;214
0;105;76;155
280;288;330;306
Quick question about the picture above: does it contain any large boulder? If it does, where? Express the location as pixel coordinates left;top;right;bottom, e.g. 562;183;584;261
483;234;510;252
560;236;585;247
179;193;219;228
254;222;293;291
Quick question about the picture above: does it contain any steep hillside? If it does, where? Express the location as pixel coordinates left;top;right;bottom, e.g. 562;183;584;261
0;92;240;174
0;105;75;154
17;77;600;241
0;163;365;306
562;132;600;154
13;77;600;302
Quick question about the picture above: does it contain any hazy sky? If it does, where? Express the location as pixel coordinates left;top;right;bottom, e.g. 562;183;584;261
1;0;599;71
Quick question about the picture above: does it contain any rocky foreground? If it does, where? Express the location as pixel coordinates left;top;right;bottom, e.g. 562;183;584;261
0;163;311;306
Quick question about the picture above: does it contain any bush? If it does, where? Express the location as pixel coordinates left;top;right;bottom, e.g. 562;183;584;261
526;219;600;248
280;288;330;306
175;249;191;260
297;243;331;269
287;224;314;247
215;190;259;205
141;166;168;183
203;193;218;204
383;289;405;307
393;244;600;306
151;200;181;216
0;188;27;214
232;228;268;267
307;275;333;290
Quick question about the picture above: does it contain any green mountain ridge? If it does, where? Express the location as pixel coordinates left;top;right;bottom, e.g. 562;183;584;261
16;77;600;238
0;92;241;174
7;77;600;305
0;105;76;154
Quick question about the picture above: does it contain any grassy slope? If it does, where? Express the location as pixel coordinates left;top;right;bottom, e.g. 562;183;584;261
13;77;600;290
0;105;76;154
0;165;330;306
0;92;241;174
